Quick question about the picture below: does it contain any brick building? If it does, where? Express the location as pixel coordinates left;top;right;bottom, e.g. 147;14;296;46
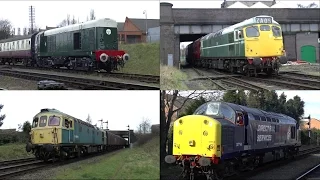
301;118;320;130
117;17;159;44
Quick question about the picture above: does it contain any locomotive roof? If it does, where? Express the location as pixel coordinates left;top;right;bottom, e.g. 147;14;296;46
204;101;297;124
202;15;280;41
36;108;98;129
44;18;118;36
0;34;33;43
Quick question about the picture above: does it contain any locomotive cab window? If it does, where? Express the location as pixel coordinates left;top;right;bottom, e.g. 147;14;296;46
73;32;82;50
205;102;220;116
32;117;39;128
39;116;47;127
48;116;61;126
272;26;282;37
246;26;260;37
220;104;235;122
260;25;270;31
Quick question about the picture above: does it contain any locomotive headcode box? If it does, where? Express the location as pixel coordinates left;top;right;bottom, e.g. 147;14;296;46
255;17;272;24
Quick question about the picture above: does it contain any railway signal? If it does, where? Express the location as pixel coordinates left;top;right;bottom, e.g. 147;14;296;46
301;115;311;145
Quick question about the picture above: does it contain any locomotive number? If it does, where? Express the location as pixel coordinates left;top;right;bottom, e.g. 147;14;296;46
255;17;272;24
257;135;272;142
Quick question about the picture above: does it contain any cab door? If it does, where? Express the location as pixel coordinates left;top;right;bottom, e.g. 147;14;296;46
234;111;245;151
68;119;74;143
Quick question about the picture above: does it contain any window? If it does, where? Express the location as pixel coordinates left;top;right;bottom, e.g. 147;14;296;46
261;116;266;121
205;102;220;116
253;115;260;121
220;104;235;122
272;26;281;37
32;117;39;128
69;121;73;128
39;116;47;127
260;25;270;31
48;116;60;126
73;32;81;50
291;126;296;139
246;26;260;37
266;117;271;122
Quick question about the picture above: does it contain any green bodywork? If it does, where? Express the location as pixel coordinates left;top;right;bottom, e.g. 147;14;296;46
38;27;118;58
201;30;245;58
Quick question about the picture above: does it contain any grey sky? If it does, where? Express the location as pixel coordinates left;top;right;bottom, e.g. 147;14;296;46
0;91;160;131
0;1;159;30
164;0;320;48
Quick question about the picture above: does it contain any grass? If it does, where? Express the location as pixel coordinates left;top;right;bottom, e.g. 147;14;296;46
0;143;34;161
55;136;160;180
118;43;160;76
160;65;188;90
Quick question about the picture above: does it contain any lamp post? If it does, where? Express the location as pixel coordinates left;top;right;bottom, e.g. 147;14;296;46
104;120;109;130
143;10;148;39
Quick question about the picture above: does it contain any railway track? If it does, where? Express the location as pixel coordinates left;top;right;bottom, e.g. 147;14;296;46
0;159;45;179
296;163;320;180
227;147;320;180
191;68;320;90
0;64;159;84
192;68;269;91
0;69;159;90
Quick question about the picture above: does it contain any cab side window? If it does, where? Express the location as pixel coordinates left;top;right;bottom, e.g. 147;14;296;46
32;117;39;128
39;116;47;127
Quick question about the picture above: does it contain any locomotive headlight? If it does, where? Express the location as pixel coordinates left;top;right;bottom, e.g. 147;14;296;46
100;53;109;63
189;140;195;146
123;53;129;61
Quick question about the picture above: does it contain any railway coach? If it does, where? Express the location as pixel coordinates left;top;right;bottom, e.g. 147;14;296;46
165;101;301;180
0;18;129;72
185;15;288;77
26;108;127;161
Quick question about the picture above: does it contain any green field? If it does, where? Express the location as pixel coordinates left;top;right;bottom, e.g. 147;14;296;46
118;43;160;76
0;143;34;161
160;65;188;90
55;136;160;180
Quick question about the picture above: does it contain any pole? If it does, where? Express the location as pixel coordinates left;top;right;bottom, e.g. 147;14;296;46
143;10;147;42
127;125;130;147
103;120;108;130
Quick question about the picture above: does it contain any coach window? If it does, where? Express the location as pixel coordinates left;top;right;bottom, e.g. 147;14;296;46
246;26;260;37
39;116;47;127
272;26;282;37
48;116;61;126
261;116;266;121
260;25;270;31
291;126;296;139
73;32;81;50
32;117;39;128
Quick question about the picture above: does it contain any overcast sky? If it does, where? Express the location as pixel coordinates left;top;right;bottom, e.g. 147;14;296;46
179;90;320;120
163;0;320;48
0;1;159;30
0;91;159;131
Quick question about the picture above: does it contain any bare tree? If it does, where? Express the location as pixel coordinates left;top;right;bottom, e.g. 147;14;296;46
86;16;89;21
90;9;96;20
0;19;13;40
0;104;6;127
66;14;70;25
297;2;318;8
71;15;77;24
23;27;28;35
86;114;92;124
137;117;151;134
17;28;21;35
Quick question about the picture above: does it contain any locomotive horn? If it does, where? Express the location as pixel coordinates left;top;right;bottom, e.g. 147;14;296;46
100;53;109;63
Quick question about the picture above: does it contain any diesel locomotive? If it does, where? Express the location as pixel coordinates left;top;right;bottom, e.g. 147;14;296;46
165;101;301;180
0;18;129;72
185;15;288;77
26;108;128;161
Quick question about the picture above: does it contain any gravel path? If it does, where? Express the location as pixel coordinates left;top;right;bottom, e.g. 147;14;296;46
0;76;38;90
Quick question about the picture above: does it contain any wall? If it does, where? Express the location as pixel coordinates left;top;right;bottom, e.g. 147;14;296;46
147;27;160;43
301;118;320;130
296;32;319;62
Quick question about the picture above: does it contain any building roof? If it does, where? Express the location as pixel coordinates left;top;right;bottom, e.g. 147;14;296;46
117;22;124;31
221;0;276;8
129;18;159;32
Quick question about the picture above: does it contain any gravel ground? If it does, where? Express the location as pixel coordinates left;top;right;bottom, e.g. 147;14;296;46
0;76;38;90
16;150;121;180
248;153;320;180
280;64;320;76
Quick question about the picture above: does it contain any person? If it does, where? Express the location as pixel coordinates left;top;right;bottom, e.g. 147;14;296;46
237;113;244;125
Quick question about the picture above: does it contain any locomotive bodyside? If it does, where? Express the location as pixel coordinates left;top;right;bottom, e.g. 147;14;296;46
191;15;287;76
165;101;300;179
26;108;126;161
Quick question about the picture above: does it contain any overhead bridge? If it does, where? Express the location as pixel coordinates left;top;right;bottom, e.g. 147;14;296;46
160;2;320;66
